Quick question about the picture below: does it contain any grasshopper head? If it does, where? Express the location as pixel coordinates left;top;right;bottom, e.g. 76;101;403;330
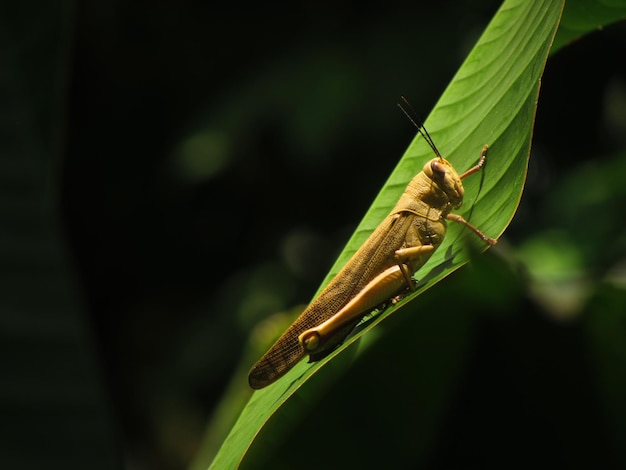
423;158;464;208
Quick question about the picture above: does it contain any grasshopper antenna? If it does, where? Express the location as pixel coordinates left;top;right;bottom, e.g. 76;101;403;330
397;96;442;160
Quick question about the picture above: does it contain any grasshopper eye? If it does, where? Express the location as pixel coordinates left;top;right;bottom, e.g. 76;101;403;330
431;160;447;177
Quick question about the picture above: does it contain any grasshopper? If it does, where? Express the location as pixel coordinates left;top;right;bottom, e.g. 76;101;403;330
248;102;497;389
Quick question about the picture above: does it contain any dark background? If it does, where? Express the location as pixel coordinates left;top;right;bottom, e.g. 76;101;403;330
3;1;626;469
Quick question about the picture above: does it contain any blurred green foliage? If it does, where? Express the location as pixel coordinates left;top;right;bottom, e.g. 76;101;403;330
2;0;626;470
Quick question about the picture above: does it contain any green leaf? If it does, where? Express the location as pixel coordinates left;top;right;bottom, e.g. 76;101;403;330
209;1;564;468
552;0;626;53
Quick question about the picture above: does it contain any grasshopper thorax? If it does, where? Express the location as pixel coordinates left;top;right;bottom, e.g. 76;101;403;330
422;157;464;209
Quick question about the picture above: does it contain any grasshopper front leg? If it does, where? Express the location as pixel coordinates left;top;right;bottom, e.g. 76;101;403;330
298;244;435;354
446;213;497;245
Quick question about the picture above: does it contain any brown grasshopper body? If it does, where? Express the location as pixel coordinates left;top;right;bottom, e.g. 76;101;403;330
248;140;497;389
